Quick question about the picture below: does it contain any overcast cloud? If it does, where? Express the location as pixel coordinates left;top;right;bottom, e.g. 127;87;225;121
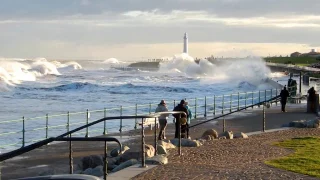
0;0;319;60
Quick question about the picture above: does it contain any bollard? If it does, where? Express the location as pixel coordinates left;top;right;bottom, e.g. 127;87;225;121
154;117;157;156
135;104;138;130
103;141;108;180
194;98;197;119
213;95;216;115
119;106;123;133
141;118;146;168
223;118;226;132
230;94;232;112
85;109;89;137
46;114;49;139
237;92;240;110
22;116;25;147
263;104;266;132
204;96;207;117
69;134;74;174
103;108;107;135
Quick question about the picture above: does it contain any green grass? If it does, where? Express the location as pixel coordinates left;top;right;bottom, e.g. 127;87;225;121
265;137;320;177
264;57;318;65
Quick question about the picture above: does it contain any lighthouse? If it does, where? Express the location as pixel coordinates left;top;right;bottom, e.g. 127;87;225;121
183;32;188;54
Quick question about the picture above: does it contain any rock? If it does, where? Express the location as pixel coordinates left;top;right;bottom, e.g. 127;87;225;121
144;144;155;157
201;129;218;139
157;145;167;155
158;140;176;149
82;168;93;175
315;119;320;128
38;169;55;176
219;131;233;139
170;138;202;147
73;170;82;174
111;159;138;173
110;145;130;157
146;155;168;165
306;120;315;128
288;120;306;128
91;165;104;177
201;135;215;141
234;132;248;139
81;155;104;170
219;136;226;139
119;144;155;163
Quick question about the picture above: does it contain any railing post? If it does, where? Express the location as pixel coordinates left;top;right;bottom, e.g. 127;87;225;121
154;117;157;156
46;114;49;139
0;161;2;180
194;98;197;119
230;94;232;112
22;116;25;147
204;96;207;117
141;118;146;168
223;118;226;132
67;111;70;133
270;89;273;105
149;103;152;114
265;90;267;102
135;104;138;130
245;92;247;108
85;109;89;137
258;91;261;107
251;91;254;109
103;108;107;135
119;106;123;133
69;134;74;174
213;95;216;115
276;88;278;106
222;95;224;114
174;100;176;108
178;114;182;156
237;92;240;110
103;141;108;180
263;104;266;132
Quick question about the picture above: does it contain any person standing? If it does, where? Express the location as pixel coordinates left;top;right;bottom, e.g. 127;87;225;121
173;100;188;138
184;101;193;125
155;100;169;140
280;86;290;112
308;87;316;112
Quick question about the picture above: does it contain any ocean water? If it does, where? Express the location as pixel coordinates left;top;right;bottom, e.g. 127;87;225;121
0;54;290;150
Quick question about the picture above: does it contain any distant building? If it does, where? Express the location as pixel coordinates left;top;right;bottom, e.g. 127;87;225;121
290;52;301;57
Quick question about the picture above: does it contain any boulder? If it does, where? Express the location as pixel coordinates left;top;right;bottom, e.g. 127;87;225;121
81;155;104;170
289;120;306;128
219;131;233;139
218;136;226;140
201;129;218;139
118;144;155;163
110;145;130;157
82;168;93;175
314;119;320;128
111;159;138;173
201;135;215;141
170;138;202;147
157;145;167;155
146;155;168;165
234;132;248;139
158;140;176;149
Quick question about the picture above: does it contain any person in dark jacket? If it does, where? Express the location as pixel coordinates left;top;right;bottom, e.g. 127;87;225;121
308;87;316;112
280;86;290;112
173;100;189;138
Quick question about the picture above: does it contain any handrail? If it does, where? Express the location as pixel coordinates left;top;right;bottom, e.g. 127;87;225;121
189;95;281;129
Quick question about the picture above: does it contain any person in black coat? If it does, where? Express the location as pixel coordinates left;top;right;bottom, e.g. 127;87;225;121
173;100;189;138
280;86;290;112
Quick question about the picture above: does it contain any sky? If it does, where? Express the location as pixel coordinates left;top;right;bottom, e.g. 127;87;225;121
1;0;320;61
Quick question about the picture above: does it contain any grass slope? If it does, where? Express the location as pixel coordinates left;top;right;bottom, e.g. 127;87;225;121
264;57;318;65
265;137;320;178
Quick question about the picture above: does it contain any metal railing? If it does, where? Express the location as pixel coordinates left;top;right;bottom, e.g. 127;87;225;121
0;88;291;151
0;112;186;180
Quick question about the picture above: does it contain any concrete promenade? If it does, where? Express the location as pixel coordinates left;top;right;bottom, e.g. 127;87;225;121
1;103;319;179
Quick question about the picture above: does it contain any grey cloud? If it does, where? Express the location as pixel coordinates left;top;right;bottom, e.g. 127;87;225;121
1;0;320;20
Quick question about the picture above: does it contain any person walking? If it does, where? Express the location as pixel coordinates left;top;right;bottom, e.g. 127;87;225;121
280;86;290;112
155;100;169;140
184;101;193;125
308;87;316;112
173;100;188;138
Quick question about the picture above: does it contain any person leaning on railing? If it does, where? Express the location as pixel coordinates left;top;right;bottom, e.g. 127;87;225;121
173;100;189;138
155;100;169;140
